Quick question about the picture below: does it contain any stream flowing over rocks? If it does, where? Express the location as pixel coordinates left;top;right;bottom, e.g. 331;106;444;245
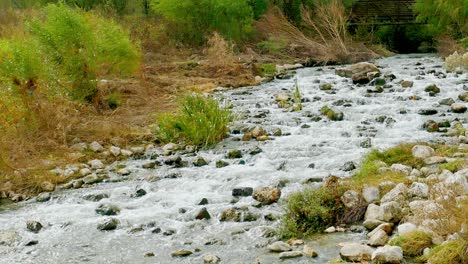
0;54;467;263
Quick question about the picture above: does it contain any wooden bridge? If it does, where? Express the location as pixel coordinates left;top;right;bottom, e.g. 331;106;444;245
349;0;420;25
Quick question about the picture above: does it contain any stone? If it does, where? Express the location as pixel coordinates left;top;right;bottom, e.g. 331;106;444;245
195;208;211;220
424;156;446;165
424;84;440;94
36;192;51;202
341;190;360;208
381;201;403;223
95;204;120;216
193;157;208;167
362;185;380;204
97;218;119;231
397;223;417;235
363;219;385;230
203;254;221;264
252;186;281;205
340;161;356;171
439;98;455;106
117;168;131;176
424;120;439;132
162;143;178;155
26;221;43;233
109;146;121;156
89;159;104;169
80;168;92;177
40;182;55;192
83;193;109;202
337;62;380;84
339;243;374;262
171;250;192;257
268;241;292;252
319;83;333;90
368;223;393;237
89;141;104;152
381;183;408;204
249;146;263;155
360;138;372;148
24;240;39;246
418;109;438;115
303;245;318;257
144;252;155;257
400;80;413;88
273;128;282;136
459;92;468;102
232;187;253;197
227;149;242;159
134;189;147;198
216;160;229;168
120;149;133;157
70;143;88;151
365;203;384;221
451;103;467;113
83;174;102;184
279;251;303;259
372;245;403;264
368;229;389;246
412;145;434;159
325;226;336;233
287;239;304;246
219;208;241;222
409;182;429;198
251;126;266;138
142;161;157;169
390;164;412;176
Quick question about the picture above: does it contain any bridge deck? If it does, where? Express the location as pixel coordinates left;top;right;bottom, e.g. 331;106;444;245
349;0;419;25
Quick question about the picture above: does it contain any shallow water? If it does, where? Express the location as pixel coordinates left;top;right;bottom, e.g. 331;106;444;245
0;54;466;264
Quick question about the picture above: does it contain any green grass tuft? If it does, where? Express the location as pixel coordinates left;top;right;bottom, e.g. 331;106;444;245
154;94;232;148
426;239;468;264
389;230;433;257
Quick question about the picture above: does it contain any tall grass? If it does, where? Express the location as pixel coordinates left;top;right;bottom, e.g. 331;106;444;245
154;94;232;148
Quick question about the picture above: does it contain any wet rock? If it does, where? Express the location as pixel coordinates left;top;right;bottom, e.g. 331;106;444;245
251;126;266;138
412;145;434;159
171;250;192;257
142;161;157;169
423;120;439;132
162;143;179;155
424;84;440;94
341;190;360;208
117;168;131;176
163;229;176;236
216;160;229;168
36;192;51;202
319;83;333;91
195;208;211;220
325;226;336;233
193;156;208;167
83;193;109;202
340;161;356;171
203;254;221;263
134;189;147;198
26;221;43;233
227;149;242;159
451;103;467;113
249;146;263;155
362;185;380;204
303;245;318;257
273;128;282;136
24;240;39;246
268;241;292;252
439;98;455;106
459;92;468;102
337;62;380;84
340;243;374;262
198;198;209;205
252;186;281;205
360;138;372;148
219;208;241;222
144;252;155;257
232;187;253;197
164;156;184;167
372;245;403;264
95;204;120;216
279;251;303;259
418;109;438;115
400;80;413;88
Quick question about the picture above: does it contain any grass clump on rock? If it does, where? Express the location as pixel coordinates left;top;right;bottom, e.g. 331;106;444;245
279;184;345;239
425;239;468;264
389;230;433;257
154;94;232;148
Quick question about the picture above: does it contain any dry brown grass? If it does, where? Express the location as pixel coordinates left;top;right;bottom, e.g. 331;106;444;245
436;35;466;58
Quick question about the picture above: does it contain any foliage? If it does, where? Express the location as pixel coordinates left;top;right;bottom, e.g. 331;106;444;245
28;3;140;102
258;63;277;76
389;231;433;257
256;37;288;54
249;0;268;19
280;185;344;238
440;159;466;172
150;0;253;45
426;239;468;264
154;94;232;148
375;25;435;53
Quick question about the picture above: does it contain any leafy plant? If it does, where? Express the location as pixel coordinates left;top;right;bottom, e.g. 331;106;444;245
154;94;232;148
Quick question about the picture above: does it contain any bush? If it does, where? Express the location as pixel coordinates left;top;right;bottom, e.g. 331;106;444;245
28;3;140;102
154;94;232;148
426;239;468;264
280;185;344;239
389;230;433;257
150;0;253;45
414;0;467;38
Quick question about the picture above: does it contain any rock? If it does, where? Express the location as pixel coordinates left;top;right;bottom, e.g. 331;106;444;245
95;204;120;216
232;187;253;197
409;182;429;198
24;240;39;246
251;126;266;138
0;230;21;246
198;198;208;205
459;92;468;102
341;161;356;171
83;193;109;202
418;109;438;115
195;208;211;220
412;145;434;159
424;84;440;94
397;223;417;235
117;168;131;176
279;251;303;259
219;208;241;222
162;143;179;155
249;146;263;155
252;186;281;205
339;243;374;262
216;160;229;168
134;189;147;198
287;239;304;246
36;192;51;202
360;138;372;148
362;185;380;204
365;203;384;221
273;128;282;136
268;241;292;252
400;80;413;88
144;252;155;257
203;254;221;263
451;103;467;113
70;142;88;151
193;156;208;167
372;245;403;264
303;245;318;257
424;120;439;132
89;159;104;169
390;164;412;176
120;149;133;157
325;226;336;233
368;223;393;237
97;218;119;231
83;174;103;184
368;229;389;246
80;168;92;177
439;98;455;106
131;147;145;155
142;161;157;169
341;190;360;208
424;156;446;165
26;221;43;233
227;149;242;159
336;62;380;84
89;141;104;152
171;250;192;257
381;183;408;204
109;146;121;156
40;182;55;192
319;83;333;91
364;219;385;230
381;201;403;223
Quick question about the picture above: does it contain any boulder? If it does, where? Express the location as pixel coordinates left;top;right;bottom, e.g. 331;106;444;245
390;164;412;176
372;245;403;264
89;159;104;170
339;243;374;262
451;103;467;113
381;183;408;204
409;182;429;199
368;229;389;246
381;201;403;223
397;223;417;235
424;156;446;165
227;149;242;159
252;186;281;205
340;161;356;172
109;146;121;156
459;92;468;102
303;245;318;257
424;84;440;94
400;80;413;88
193;157;208;167
341;190;360;208
336;62;380;84
412;145;434;159
279;251;303;259
89;141;104;152
365;203;384;221
97;218;119;231
362;185;380;204
439;98;455;106
232;187;253;197
195;208;211;220
36;192;51;202
95;204;120;216
368;223;393;238
268;241;292;252
26;221;43;233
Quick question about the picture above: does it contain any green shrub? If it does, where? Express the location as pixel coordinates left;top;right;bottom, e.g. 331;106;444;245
389;230;433;257
280;186;344;238
258;63;276;76
105;92;121;109
414;0;467;38
256;38;288;54
426;239;468;264
28;3;140;102
248;0;268;19
154;94;232;148
440;159;466;173
150;0;253;45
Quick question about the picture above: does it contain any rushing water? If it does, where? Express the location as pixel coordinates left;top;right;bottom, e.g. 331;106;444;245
0;54;466;264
